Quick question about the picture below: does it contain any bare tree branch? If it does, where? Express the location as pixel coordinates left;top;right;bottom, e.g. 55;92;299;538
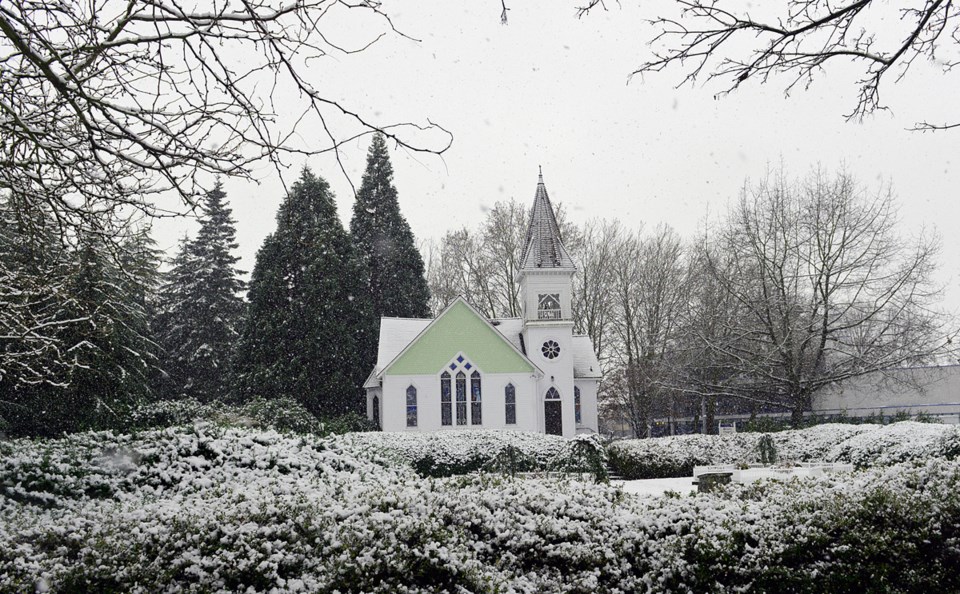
0;0;453;233
623;0;959;130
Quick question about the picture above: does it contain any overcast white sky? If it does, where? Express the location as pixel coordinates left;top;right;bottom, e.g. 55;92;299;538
156;1;960;313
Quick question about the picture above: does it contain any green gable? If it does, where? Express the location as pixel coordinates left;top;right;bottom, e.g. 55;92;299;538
384;300;535;375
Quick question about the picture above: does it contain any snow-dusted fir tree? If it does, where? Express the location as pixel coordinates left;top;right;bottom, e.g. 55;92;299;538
350;133;431;320
235;168;373;417
0;193;74;393
22;227;160;436
155;181;246;402
0;193;162;436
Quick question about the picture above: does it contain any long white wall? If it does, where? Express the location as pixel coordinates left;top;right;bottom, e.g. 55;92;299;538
377;372;541;433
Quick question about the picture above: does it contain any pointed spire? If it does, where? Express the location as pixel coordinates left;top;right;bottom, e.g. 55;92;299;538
520;169;575;271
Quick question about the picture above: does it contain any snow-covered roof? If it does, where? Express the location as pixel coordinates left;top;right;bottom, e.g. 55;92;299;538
364;317;431;388
520;172;576;271
489;318;524;353
572;336;602;379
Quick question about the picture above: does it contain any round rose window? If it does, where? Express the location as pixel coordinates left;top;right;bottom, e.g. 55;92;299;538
541;340;560;359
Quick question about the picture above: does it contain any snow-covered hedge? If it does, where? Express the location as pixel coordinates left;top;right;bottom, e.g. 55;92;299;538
3;425;960;592
333;430;604;478
609;422;960;479
127;397;377;436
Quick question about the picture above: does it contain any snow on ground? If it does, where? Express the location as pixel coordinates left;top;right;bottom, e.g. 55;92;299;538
617;477;696;497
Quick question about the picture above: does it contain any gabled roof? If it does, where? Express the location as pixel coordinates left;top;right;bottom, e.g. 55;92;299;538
520;170;576;271
368;297;543;385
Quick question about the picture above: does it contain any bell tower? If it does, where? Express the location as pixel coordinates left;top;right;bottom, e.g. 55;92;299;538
518;168;577;437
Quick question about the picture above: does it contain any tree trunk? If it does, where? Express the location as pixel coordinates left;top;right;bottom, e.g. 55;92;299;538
693;397;703;434
789;389;813;427
705;395;716;435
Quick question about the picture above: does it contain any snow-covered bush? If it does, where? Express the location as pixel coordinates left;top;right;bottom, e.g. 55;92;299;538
610;422;960;479
608;432;762;479
127;398;210;429
3;425;960;592
770;423;878;462
333;429;574;477
825;421;960;468
128;397;326;434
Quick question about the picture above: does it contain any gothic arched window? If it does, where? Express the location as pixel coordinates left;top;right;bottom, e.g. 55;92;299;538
505;384;516;425
372;395;380;428
406;385;418;427
443;355;480;427
574;385;582;425
470;370;482;425
455;371;467;425
440;372;452;426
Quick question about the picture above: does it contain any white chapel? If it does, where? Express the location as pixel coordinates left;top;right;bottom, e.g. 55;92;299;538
364;172;600;438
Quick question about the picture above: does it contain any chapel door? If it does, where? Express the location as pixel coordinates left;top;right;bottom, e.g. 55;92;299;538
544;400;563;436
372;395;381;429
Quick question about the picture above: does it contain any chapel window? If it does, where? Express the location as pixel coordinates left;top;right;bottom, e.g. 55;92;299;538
541;340;561;360
505;384;516;425
440;372;452;426
406;385;418;427
574;385;582;425
471;370;482;425
456;371;467;425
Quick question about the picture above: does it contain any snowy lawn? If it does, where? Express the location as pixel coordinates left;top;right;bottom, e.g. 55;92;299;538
4;423;960;592
618;477;696;497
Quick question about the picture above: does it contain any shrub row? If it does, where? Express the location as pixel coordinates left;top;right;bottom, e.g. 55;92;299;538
130;401;605;479
2;425;960;592
334;430;607;478
127;397;375;436
609;421;960;479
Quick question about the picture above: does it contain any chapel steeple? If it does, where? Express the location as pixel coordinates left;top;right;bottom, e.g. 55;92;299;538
518;169;576;327
519;169;576;271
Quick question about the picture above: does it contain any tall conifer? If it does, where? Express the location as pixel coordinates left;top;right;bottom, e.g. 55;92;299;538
155;181;245;402
235;168;372;417
350;133;431;321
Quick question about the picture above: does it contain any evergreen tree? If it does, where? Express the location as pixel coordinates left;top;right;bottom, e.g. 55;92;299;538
1;190;161;436
0;192;74;389
155;181;246;402
0;194;75;434
235;168;373;417
350;133;431;321
57;228;159;431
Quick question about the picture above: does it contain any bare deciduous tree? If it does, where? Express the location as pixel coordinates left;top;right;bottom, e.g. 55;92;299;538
607;1;960;130
572;219;621;367
424;229;491;316
605;224;689;437
673;241;755;433
0;0;452;229
702;167;952;424
481;201;529;318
